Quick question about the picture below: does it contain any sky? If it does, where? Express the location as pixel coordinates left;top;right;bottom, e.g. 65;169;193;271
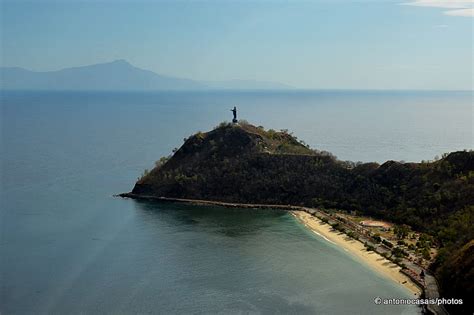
1;0;473;90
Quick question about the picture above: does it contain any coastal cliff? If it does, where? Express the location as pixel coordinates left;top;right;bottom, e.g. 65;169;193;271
125;121;473;314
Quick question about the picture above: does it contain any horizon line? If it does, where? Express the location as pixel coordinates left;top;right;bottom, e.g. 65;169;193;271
1;88;472;93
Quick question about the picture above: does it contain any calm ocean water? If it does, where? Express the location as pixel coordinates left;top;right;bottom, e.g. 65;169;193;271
1;90;471;314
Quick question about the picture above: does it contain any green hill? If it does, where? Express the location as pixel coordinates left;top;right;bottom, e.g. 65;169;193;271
129;121;473;314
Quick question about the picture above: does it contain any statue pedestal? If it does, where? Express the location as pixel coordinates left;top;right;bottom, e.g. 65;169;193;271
232;118;238;124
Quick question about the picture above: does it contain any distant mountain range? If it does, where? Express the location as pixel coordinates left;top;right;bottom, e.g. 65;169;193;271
0;60;292;91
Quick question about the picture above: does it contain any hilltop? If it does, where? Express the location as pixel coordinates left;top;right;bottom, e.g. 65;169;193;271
132;121;334;200
125;121;473;314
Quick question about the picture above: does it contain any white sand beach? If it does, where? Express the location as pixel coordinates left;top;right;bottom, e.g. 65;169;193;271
292;210;422;296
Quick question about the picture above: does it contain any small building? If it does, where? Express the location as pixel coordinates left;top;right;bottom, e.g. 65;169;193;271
360;220;391;231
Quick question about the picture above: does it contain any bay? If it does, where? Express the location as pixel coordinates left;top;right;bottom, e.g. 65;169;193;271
2;90;471;314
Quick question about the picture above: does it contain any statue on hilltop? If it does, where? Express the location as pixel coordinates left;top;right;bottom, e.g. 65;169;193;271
231;106;238;123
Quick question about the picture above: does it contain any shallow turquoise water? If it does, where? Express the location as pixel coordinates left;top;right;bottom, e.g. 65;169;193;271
2;90;468;314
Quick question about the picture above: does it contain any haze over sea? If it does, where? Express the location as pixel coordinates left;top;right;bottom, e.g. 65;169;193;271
1;90;472;314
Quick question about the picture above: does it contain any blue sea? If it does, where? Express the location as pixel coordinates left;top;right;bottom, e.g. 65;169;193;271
1;90;472;314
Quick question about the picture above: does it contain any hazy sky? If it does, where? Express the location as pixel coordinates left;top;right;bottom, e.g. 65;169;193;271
1;0;473;89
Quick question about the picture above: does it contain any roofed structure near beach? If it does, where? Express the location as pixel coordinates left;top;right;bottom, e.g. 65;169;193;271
360;220;391;230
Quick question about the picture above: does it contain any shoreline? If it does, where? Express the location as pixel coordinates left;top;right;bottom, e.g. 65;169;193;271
118;193;423;296
291;210;422;297
117;193;302;210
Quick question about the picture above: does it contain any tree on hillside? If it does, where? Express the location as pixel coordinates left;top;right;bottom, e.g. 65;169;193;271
394;224;410;240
